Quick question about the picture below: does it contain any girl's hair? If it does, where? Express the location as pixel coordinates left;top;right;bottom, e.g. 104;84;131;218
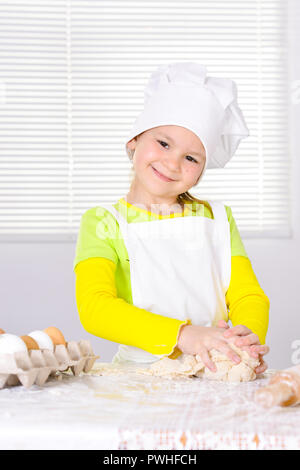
177;191;213;217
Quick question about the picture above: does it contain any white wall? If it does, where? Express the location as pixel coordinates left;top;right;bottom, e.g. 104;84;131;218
1;1;299;370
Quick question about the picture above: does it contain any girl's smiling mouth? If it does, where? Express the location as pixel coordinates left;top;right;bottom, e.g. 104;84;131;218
151;166;176;182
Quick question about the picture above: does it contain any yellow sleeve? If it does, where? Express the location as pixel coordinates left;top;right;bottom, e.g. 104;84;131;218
226;256;270;344
74;257;188;356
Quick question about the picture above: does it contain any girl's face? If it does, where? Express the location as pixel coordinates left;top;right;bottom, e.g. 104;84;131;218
126;125;206;206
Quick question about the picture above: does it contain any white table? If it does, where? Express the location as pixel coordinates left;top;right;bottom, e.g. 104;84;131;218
0;362;299;450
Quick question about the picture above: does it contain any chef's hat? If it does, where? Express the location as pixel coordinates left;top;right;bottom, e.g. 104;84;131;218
125;62;249;170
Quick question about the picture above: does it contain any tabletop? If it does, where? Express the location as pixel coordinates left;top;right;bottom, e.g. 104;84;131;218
0;361;300;450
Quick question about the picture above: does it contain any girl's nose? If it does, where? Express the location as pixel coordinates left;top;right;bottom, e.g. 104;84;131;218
162;153;181;171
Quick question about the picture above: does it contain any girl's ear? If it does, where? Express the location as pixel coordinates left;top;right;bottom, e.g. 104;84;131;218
126;137;137;159
127;137;137;150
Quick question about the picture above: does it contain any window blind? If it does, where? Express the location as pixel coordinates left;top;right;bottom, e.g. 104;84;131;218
0;0;290;241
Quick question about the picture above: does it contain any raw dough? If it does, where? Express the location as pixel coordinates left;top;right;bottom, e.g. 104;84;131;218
139;343;260;382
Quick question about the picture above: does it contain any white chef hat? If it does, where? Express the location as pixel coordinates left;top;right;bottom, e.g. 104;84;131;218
125;62;249;170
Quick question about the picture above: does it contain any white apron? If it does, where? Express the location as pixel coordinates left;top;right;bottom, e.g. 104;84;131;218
100;200;231;364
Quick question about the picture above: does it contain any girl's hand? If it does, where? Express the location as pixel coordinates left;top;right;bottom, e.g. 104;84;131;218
222;324;269;375
254;356;268;375
177;323;243;372
216;319;230;330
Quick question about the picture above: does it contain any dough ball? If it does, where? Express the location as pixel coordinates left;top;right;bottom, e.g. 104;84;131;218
227;362;256;382
200;359;234;381
149;353;204;377
144;344;260;383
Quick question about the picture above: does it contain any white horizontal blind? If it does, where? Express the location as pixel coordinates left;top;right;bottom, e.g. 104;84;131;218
0;0;290;241
0;0;70;241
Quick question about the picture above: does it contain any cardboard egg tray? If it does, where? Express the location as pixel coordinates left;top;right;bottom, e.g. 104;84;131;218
0;340;99;389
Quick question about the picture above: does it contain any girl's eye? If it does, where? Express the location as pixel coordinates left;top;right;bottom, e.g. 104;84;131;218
158;140;198;163
158;140;168;148
185;155;198;163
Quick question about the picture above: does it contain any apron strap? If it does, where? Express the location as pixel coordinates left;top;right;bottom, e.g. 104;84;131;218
98;203;131;243
207;200;228;225
208;200;231;290
98;203;127;227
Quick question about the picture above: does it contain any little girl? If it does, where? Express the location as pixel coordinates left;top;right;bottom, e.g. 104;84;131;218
73;62;270;375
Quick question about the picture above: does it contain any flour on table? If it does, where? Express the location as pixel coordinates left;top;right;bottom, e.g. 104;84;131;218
138;343;260;382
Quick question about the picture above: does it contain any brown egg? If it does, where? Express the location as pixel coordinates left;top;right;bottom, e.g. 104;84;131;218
20;335;40;350
43;327;66;346
0;328;5;334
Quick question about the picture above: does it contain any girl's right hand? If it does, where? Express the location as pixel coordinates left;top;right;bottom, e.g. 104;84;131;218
176;323;242;372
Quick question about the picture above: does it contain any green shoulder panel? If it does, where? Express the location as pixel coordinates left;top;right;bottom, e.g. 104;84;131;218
224;205;248;259
73;207;119;271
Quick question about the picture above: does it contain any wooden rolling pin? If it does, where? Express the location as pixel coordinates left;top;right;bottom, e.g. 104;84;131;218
255;364;300;407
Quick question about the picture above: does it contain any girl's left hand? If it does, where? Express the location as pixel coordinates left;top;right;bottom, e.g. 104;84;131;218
216;321;269;375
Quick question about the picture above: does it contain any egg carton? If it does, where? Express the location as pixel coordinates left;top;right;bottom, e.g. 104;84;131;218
0;340;99;389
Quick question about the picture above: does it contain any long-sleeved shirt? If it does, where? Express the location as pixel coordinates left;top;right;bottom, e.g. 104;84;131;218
73;198;270;357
